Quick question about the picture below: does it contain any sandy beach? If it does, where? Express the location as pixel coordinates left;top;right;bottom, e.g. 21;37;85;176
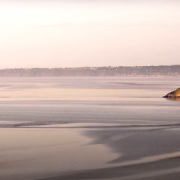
1;125;180;180
0;77;180;180
37;157;180;180
0;127;118;180
34;126;180;180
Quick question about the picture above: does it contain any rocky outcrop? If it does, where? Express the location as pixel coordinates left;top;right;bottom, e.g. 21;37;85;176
163;88;180;98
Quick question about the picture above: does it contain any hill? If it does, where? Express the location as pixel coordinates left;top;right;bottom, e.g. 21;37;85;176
0;65;180;77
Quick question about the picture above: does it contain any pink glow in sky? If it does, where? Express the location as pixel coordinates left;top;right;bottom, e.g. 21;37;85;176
0;0;180;68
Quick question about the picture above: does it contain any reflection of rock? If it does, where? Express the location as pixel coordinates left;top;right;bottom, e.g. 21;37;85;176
166;98;180;102
163;88;180;98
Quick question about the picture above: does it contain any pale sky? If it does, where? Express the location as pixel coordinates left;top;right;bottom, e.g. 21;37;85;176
0;0;180;68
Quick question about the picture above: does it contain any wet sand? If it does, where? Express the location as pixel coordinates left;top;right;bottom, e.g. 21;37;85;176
34;126;180;180
36;158;180;180
1;77;180;180
0;127;117;180
1;125;180;180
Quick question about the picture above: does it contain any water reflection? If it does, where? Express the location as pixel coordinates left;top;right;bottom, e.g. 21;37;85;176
165;98;180;102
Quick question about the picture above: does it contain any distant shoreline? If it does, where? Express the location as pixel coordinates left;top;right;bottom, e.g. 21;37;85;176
0;65;180;77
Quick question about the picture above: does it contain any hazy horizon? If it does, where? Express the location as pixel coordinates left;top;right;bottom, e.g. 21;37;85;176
0;0;179;68
1;64;180;70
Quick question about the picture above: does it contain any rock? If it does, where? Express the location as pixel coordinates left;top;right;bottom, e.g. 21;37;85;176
163;88;180;98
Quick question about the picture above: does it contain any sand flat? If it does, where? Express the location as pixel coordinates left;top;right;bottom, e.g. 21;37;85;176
0;77;180;179
0;128;118;180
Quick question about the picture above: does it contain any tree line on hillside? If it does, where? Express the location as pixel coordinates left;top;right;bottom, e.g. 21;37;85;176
0;65;180;77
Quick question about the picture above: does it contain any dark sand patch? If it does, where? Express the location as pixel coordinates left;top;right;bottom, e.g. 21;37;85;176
36;156;180;180
36;126;180;180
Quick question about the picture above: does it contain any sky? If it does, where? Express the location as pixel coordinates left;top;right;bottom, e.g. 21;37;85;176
0;0;180;68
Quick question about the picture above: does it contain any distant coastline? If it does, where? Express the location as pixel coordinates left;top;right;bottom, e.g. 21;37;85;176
0;65;180;77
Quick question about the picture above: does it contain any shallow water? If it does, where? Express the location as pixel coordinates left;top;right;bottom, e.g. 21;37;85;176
0;77;180;180
0;77;180;127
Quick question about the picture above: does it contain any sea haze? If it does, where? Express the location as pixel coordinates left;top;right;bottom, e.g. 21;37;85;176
0;77;180;180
